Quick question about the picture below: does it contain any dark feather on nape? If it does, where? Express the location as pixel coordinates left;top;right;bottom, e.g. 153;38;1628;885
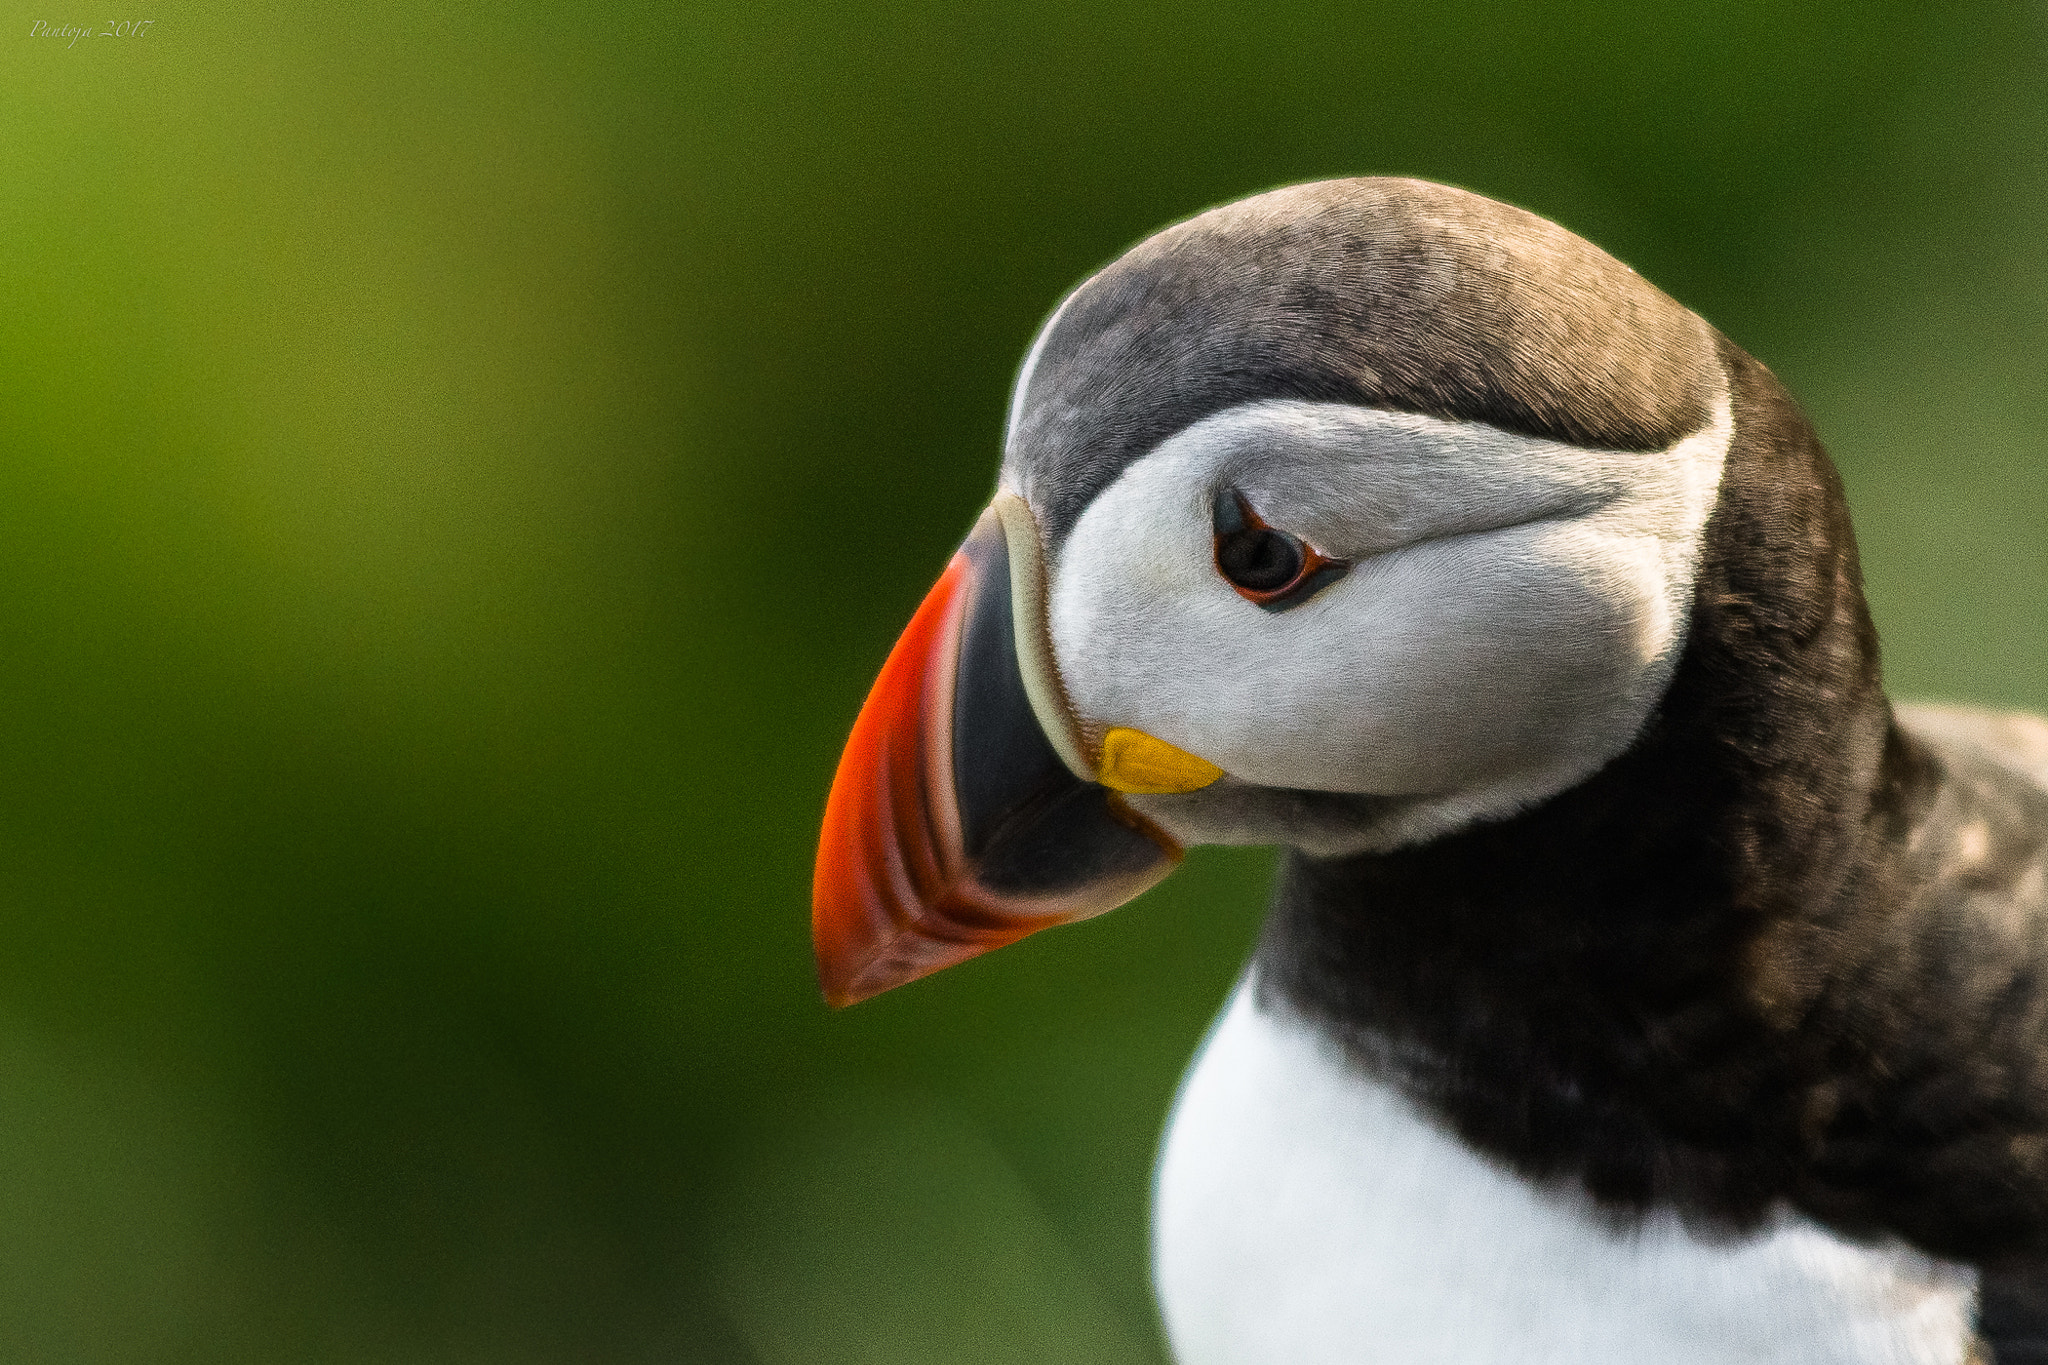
1981;1265;2048;1365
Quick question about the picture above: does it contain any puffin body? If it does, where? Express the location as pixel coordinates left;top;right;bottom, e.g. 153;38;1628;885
811;179;2048;1363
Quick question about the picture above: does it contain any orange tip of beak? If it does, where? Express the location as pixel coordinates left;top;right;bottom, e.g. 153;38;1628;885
812;509;1182;1007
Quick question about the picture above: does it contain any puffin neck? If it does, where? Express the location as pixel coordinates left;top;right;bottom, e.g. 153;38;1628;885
1253;338;1917;1227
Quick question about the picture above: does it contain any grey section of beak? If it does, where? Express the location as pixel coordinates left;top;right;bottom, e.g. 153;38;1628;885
952;506;1177;897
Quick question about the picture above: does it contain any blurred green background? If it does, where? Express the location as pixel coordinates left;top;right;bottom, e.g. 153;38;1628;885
0;1;2043;1359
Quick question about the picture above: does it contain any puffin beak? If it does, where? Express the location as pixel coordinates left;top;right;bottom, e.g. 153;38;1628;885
813;496;1187;1006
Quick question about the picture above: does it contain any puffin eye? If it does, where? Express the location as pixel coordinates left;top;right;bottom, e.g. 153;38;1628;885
1211;487;1350;611
1217;523;1305;591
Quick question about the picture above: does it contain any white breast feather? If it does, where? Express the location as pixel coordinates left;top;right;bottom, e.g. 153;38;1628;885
1153;983;1978;1365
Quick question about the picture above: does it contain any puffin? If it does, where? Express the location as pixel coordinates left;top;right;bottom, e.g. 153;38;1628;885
810;178;2048;1365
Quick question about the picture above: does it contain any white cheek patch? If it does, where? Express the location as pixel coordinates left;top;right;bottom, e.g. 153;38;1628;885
1046;396;1731;839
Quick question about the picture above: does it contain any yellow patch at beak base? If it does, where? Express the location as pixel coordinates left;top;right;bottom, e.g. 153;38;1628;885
1096;728;1225;794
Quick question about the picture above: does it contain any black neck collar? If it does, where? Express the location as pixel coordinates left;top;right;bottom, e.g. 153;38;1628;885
1255;337;1931;1232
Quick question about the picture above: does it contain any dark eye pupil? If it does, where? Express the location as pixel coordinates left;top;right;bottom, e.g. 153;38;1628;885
1218;527;1305;592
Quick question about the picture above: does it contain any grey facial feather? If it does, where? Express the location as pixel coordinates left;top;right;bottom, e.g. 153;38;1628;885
1003;177;1722;548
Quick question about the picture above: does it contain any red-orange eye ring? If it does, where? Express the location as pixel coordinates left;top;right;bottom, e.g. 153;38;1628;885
1212;487;1350;611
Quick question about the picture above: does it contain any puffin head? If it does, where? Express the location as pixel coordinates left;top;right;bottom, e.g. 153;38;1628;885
814;177;1752;1006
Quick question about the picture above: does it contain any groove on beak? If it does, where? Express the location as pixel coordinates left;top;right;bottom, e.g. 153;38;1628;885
813;502;1181;1006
